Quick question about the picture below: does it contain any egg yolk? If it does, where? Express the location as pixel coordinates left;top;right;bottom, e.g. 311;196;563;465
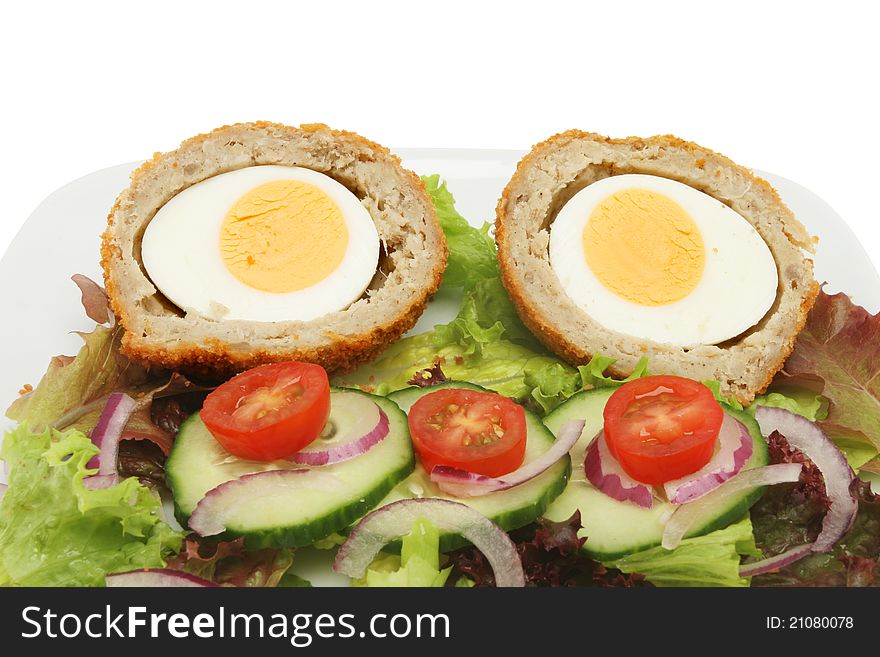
582;188;705;306
220;180;349;293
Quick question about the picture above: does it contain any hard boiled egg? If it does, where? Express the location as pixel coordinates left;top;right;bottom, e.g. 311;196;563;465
141;165;380;322
549;174;778;346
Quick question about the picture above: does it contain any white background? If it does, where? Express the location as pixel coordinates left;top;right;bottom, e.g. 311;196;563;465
1;0;878;276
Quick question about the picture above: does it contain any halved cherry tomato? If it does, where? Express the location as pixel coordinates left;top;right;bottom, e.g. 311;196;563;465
200;361;330;461
407;388;527;477
602;375;723;485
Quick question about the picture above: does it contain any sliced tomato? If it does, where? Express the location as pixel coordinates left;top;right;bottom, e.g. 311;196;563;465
408;388;527;477
602;375;723;485
200;361;330;461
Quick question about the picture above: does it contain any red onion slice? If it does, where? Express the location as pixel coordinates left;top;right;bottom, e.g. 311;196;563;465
83;474;120;490
754;407;857;552
664;414;753;504
430;419;584;498
334;498;525;587
87;392;137;475
105;569;217;587
292;394;389;466
739;544;814;578
189;469;348;537
662;463;803;550
584;430;654;508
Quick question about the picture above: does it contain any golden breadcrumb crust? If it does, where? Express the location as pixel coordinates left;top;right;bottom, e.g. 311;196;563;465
495;130;819;404
101;121;446;378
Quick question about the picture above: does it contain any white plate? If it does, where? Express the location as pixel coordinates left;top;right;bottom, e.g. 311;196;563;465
1;149;878;585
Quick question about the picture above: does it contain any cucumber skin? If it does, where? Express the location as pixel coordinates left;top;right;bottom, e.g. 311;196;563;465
587;405;770;558
439;459;570;553
166;413;208;526
542;389;771;560
680;405;769;549
239;448;415;550
165;391;415;550
385;381;571;552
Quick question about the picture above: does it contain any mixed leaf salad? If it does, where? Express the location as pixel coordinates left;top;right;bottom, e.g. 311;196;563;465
1;175;878;587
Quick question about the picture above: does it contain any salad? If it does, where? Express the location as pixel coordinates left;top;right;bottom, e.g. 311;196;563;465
0;175;878;588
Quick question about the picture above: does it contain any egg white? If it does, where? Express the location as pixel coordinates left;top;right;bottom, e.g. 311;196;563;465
141;165;380;322
549;174;779;346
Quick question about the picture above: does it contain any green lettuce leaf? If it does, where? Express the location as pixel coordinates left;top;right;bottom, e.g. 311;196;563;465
353;518;451;587
702;380;829;424
334;318;581;412
278;572;313;587
434;277;540;350
751;390;829;422
312;532;347;550
0;425;182;586
580;354;650;390
422;175;498;290
523;360;582;414
603;516;759;587
831;436;880;472
421;175;542;349
702;380;745;411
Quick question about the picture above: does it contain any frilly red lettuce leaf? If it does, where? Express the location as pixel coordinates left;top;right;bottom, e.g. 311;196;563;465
6;324;147;431
750;432;880;587
71;274;113;326
6;317;210;458
772;289;880;467
751;479;879;587
166;536;294;587
861;457;880;475
766;431;830;512
407;362;448;388
447;512;650;587
116;440;168;488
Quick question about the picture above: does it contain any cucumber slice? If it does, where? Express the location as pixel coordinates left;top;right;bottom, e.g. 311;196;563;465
381;382;570;551
542;388;769;560
165;388;414;549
